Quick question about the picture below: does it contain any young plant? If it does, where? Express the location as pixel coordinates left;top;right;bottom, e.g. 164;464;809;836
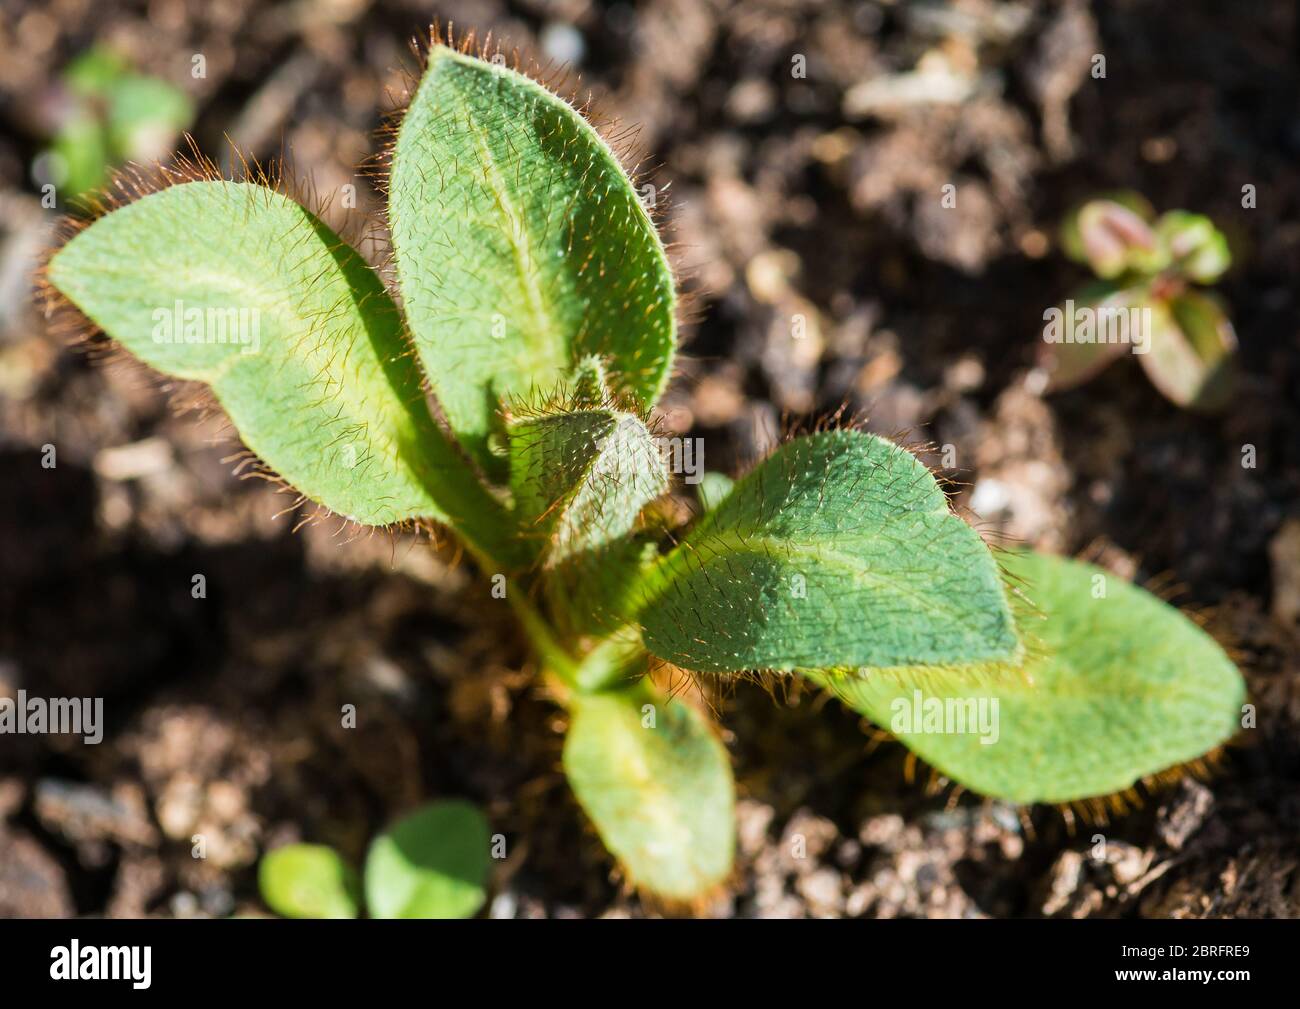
43;46;193;202
44;34;1247;905
259;799;490;919
1041;191;1238;409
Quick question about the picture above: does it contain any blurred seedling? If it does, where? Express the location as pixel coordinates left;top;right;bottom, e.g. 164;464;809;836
38;46;192;203
1041;191;1237;409
259;800;490;919
44;30;1246;905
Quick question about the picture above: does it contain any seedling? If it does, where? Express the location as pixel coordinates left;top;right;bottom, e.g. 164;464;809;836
259;799;490;919
42;46;193;202
1041;191;1237;409
44;34;1246;904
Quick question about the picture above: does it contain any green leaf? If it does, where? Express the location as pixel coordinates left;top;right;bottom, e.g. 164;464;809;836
104;75;192;161
1063;198;1167;279
696;471;735;512
54;47;192;198
563;682;734;900
389;45;676;473
1155;210;1230;284
1140;291;1238;411
809;551;1246;803
364;800;491;919
52;114;111;198
1060;190;1155;266
507;358;668;633
635;430;1019;673
46;181;515;551
258;844;360;919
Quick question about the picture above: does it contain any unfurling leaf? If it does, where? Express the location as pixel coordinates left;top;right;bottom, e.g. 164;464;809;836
389;45;676;473
507;397;667;565
1140;290;1238;410
636;431;1019;673
364;800;491;919
47;181;511;543
563;682;734;900
258;844;360;919
809;551;1245;803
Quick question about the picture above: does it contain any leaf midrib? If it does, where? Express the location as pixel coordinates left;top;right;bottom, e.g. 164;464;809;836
450;68;565;372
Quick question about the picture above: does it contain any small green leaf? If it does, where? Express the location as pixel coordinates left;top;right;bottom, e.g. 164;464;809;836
1063;198;1166;279
364;800;491;919
809;551;1246;803
696;471;735;512
53;47;192;198
258;844;360;919
390;45;676;473
52;114;111;198
104;75;192;160
1155;210;1230;284
1140;291;1238;410
636;431;1019;673
1060;191;1155;267
563;682;734;900
47;181;515;553
64;46;132;94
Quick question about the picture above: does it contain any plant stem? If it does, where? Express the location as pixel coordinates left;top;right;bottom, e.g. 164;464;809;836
508;590;647;697
507;590;582;686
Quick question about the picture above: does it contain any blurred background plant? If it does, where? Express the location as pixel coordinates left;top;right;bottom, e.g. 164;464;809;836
258;799;490;919
1040;192;1237;409
35;45;192;204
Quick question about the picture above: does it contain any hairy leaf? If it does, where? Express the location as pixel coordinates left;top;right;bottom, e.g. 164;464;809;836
47;181;513;548
636;431;1019;673
364;800;490;919
563;682;734;900
509;405;667;564
809;552;1246;803
258;844;360;919
390;45;676;472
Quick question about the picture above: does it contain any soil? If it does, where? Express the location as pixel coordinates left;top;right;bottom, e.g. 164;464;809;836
0;0;1297;918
